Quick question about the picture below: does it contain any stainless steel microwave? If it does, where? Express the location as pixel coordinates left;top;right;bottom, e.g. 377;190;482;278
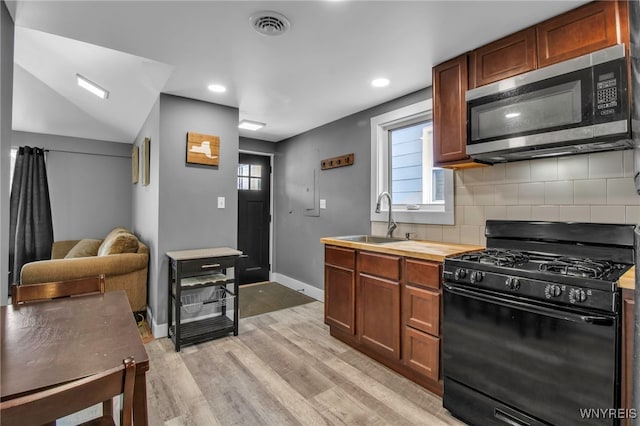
466;44;633;163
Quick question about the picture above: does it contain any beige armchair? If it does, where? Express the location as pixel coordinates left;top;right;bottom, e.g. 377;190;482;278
20;230;149;313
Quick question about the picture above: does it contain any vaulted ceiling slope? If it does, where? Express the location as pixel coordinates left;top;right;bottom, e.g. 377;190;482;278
8;1;588;144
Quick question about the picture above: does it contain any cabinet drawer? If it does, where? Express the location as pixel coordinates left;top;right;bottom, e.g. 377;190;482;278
403;285;440;336
180;256;236;274
403;326;440;382
406;259;441;290
358;251;401;281
325;246;355;270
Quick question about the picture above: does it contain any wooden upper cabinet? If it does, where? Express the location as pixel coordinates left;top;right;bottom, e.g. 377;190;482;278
537;0;628;68
433;54;469;165
469;28;537;88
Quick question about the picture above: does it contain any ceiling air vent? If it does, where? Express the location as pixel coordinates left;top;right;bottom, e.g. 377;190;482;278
250;11;291;36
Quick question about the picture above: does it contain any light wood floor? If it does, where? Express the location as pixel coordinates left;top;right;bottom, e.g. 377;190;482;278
145;301;465;426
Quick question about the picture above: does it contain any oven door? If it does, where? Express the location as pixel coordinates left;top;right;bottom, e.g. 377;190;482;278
443;282;619;426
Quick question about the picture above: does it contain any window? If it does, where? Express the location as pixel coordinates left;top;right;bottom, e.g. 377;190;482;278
390;121;445;205
370;100;454;225
9;148;17;187
237;163;262;190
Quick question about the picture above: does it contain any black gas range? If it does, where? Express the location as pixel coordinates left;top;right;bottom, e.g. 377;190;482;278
442;220;635;426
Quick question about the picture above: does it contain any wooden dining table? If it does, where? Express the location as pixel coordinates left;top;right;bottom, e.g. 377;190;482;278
1;290;150;426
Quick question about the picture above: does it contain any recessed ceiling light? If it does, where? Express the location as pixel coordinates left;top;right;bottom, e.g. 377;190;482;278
208;84;226;93
371;78;390;88
239;120;266;131
76;74;109;99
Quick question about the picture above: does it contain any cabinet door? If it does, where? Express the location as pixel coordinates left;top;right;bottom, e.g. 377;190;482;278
403;326;440;382
433;54;469;165
403;285;440;337
537;1;627;68
358;274;401;360
325;264;356;335
470;28;537;88
621;288;635;426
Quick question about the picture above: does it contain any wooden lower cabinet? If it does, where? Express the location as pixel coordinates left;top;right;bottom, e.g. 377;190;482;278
324;246;356;335
621;288;635;426
403;326;440;382
358;273;401;360
324;247;444;396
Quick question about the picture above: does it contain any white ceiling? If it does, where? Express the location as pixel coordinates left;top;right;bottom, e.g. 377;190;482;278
8;0;589;144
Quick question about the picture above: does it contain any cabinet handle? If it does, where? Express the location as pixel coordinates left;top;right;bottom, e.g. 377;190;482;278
201;263;221;269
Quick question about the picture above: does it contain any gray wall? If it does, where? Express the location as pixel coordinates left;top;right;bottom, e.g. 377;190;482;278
132;97;160;325
240;136;276;154
11;131;132;241
274;88;431;289
0;0;13;303
152;94;239;325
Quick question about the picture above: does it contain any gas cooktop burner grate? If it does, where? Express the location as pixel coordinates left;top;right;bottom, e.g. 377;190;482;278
538;257;614;279
460;249;529;266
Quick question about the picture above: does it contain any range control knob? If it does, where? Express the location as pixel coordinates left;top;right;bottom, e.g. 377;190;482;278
470;271;484;283
547;284;563;298
570;288;587;303
454;268;467;280
505;277;521;291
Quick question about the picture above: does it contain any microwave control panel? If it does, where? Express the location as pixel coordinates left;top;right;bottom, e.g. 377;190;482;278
593;58;627;121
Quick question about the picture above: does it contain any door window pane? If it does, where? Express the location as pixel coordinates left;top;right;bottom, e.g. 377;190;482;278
238;177;249;190
238;163;262;191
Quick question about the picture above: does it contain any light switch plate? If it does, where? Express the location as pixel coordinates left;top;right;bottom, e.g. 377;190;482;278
320;199;327;209
217;197;225;208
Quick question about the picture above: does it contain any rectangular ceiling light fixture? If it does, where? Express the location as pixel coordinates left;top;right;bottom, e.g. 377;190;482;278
238;120;265;131
76;74;109;99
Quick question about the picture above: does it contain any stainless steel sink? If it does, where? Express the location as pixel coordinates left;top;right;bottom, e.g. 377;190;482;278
334;235;404;244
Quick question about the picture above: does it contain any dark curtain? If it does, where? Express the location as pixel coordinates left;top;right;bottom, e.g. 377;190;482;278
8;146;54;287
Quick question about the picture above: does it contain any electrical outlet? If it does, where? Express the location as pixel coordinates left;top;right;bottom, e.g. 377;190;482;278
217;197;225;208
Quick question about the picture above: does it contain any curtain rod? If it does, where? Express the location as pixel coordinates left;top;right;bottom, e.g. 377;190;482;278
42;148;130;159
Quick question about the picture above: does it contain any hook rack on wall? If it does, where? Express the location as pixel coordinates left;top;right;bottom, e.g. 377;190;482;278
321;153;354;170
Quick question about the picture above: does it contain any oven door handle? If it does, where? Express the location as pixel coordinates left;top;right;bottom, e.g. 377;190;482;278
443;283;614;326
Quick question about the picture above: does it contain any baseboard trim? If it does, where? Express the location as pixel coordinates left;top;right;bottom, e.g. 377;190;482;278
272;273;324;302
147;306;168;338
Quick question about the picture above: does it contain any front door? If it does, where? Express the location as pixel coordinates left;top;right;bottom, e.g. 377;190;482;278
237;153;271;285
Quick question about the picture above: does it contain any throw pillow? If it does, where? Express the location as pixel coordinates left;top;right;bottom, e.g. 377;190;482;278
98;231;139;256
103;226;131;243
64;239;103;258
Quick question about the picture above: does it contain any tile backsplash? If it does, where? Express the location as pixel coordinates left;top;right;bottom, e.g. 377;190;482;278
372;150;639;247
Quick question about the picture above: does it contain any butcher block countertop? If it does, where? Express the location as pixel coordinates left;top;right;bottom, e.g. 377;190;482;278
620;267;635;290
320;236;484;263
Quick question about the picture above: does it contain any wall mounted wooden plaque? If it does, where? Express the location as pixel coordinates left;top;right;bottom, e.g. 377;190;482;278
186;132;220;166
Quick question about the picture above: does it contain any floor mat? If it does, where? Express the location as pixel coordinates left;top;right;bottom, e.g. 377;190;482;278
239;281;316;318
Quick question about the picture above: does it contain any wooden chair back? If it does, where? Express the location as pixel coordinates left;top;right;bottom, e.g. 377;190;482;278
11;274;106;305
0;357;136;426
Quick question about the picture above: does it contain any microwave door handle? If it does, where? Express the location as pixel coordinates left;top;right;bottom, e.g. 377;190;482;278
444;283;614;326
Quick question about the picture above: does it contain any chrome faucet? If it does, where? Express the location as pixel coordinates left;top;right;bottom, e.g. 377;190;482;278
375;191;397;238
